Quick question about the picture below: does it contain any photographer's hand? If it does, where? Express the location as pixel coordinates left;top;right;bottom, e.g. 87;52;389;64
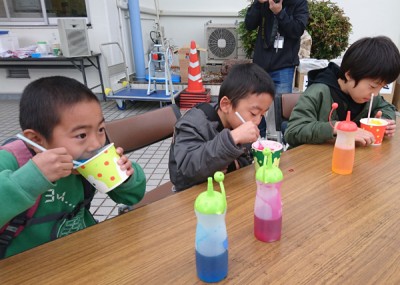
268;0;283;14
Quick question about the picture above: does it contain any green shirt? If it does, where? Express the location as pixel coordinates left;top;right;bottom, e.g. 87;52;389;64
284;83;396;147
0;150;146;258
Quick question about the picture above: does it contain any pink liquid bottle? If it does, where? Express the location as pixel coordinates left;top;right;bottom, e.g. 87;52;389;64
329;104;358;175
254;148;283;242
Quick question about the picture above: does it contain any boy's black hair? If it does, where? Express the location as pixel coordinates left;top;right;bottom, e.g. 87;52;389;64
19;76;99;140
339;36;400;86
218;63;275;108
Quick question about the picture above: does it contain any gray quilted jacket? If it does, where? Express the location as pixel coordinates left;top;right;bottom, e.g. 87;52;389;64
168;104;252;191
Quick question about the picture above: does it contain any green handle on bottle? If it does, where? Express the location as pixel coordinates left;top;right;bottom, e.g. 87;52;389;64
194;171;227;214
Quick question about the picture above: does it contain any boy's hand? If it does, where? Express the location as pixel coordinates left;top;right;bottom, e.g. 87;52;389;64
116;147;134;176
32;148;74;182
355;128;375;146
230;121;260;145
384;120;396;136
374;110;396;137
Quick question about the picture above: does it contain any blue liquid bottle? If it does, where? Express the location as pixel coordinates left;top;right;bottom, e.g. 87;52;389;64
195;172;228;283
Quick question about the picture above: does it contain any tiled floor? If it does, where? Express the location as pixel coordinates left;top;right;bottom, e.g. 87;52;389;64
0;99;175;222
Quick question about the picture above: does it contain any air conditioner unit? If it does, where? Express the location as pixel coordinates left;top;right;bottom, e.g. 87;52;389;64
58;19;91;57
205;22;238;64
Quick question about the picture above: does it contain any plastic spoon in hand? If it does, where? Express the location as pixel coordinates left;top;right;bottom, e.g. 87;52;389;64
16;133;81;167
367;93;374;123
235;112;263;150
235;111;246;124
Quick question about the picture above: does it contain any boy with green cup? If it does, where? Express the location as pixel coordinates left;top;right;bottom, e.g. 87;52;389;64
0;76;146;258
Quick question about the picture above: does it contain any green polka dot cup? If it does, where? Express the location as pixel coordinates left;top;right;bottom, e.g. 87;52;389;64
76;143;129;194
251;140;283;171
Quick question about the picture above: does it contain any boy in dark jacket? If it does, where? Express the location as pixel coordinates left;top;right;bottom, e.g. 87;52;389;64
0;76;146;258
169;63;275;191
285;36;400;147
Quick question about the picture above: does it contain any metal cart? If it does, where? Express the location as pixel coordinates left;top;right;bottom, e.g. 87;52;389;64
100;42;179;109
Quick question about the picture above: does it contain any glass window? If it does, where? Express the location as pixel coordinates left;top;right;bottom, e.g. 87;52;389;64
5;0;45;22
0;1;6;18
45;0;87;18
0;0;89;25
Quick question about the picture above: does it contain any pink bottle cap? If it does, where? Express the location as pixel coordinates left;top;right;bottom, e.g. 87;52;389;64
337;111;357;132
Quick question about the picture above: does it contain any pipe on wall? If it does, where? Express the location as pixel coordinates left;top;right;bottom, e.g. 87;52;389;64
128;0;146;79
139;7;239;17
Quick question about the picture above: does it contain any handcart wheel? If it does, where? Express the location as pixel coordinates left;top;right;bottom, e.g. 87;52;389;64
105;88;113;96
116;99;126;110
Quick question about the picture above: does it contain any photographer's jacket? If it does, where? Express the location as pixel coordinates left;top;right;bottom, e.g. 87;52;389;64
245;0;309;72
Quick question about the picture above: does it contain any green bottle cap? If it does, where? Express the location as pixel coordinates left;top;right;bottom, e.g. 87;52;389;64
256;148;283;183
194;172;227;214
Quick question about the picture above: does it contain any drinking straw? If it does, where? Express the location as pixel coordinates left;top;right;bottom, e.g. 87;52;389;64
367;93;374;123
16;133;81;166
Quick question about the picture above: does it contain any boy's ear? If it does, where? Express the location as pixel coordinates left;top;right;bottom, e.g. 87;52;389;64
344;71;353;81
22;129;47;151
219;96;232;113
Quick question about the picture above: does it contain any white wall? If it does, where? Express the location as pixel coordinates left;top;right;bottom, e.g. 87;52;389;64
156;0;400;54
0;0;399;96
157;0;248;66
333;0;400;48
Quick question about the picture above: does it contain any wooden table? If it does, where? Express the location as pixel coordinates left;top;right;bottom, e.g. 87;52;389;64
1;126;399;284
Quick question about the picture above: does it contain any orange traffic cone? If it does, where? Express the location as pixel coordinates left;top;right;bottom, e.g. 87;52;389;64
186;40;206;93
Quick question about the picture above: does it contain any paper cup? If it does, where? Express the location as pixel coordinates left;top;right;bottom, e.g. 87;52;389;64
360;118;388;145
251;140;283;170
53;48;60;56
76;143;129;193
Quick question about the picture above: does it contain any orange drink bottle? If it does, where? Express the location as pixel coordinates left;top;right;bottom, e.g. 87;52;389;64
332;111;357;174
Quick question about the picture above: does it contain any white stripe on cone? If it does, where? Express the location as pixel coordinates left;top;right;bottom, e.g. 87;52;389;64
188;74;202;81
189;61;200;68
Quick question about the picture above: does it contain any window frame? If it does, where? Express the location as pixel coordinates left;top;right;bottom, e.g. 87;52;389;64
0;0;91;26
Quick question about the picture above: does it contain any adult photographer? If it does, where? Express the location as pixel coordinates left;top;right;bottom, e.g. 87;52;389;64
245;0;308;138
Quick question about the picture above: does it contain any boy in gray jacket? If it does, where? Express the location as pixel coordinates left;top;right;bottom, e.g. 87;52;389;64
169;63;275;191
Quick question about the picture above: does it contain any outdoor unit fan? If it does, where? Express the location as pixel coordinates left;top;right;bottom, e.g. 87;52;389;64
205;23;238;64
